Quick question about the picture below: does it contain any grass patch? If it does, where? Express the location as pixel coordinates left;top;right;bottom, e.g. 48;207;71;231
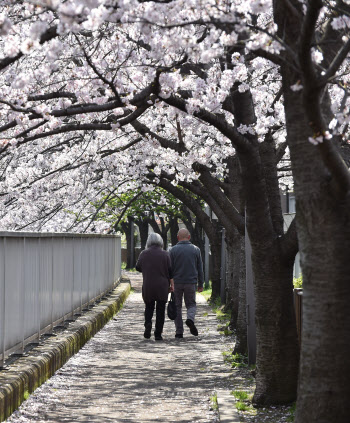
122;262;138;272
222;351;248;368
23;390;30;400
218;321;233;336
293;275;302;288
287;403;296;422
210;392;218;411
236;401;254;412
200;284;212;302
211;297;231;323
231;390;251;401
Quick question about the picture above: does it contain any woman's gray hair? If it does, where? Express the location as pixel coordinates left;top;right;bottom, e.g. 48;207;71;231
146;233;164;249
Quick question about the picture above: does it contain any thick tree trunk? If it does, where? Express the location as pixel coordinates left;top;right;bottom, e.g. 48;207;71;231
169;216;179;247
233;234;247;355
121;218;135;269
295;194;350;422
281;65;350;421
240;141;299;405
191;218;205;260
135;218;149;251
159;216;169;250
210;239;222;299
251;244;299;404
225;234;239;327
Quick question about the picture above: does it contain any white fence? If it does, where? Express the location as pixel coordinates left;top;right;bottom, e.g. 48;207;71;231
0;232;121;367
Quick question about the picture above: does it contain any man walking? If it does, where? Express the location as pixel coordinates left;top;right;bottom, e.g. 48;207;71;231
170;228;204;338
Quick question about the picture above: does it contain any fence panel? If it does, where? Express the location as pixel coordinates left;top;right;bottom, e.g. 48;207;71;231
0;232;121;366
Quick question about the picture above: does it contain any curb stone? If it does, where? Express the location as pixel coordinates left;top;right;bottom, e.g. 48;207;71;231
217;389;241;422
0;279;131;422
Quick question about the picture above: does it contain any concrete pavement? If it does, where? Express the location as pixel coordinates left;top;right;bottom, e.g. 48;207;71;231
6;272;234;422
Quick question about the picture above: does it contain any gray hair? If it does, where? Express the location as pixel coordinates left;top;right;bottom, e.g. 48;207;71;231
146;233;164;249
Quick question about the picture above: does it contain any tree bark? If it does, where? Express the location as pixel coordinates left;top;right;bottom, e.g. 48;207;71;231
225;234;239;327
273;0;350;418
121;217;136;269
238;139;299;404
284;76;350;421
233;234;247;355
135;217;149;251
169;215;179;247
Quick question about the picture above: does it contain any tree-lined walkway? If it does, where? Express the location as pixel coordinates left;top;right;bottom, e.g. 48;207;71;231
7;272;233;423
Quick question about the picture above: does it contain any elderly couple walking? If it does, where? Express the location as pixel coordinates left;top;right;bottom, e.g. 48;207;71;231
136;228;204;341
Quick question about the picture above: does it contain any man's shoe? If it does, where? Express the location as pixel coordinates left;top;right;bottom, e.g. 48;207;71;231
175;334;183;339
155;335;163;341
144;322;152;339
185;319;198;336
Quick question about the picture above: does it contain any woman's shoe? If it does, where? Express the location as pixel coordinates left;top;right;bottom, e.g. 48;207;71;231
155;334;163;341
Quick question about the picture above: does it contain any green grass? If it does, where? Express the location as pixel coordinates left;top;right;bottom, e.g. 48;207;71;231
23;390;30;400
210;392;218;411
218;321;233;336
222;351;248;368
293;275;303;288
287;403;296;422
211;296;231;322
121;262;138;272
200;284;212;301
236;401;254;412
200;284;232;335
231;390;251;401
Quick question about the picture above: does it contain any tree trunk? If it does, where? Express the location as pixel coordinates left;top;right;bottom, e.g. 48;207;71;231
121;218;135;269
225;234;239;327
251;243;299;404
240;141;299;405
210;240;221;299
135;218;149;251
295;193;350;422
159;216;169;250
169;216;179;247
281;63;350;421
192;217;205;259
233;234;247;355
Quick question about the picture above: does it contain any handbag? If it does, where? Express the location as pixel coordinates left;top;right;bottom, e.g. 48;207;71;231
167;292;177;320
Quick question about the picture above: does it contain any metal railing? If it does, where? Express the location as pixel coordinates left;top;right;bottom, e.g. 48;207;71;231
0;231;121;367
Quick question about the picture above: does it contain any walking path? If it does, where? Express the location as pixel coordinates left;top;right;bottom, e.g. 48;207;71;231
7;272;235;423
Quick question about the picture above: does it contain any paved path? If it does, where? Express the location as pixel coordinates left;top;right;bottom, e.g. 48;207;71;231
7;273;233;423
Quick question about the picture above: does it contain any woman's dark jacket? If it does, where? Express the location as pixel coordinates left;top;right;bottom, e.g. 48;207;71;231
136;245;173;303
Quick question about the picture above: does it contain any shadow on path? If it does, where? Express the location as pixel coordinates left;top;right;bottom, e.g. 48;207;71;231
7;272;233;423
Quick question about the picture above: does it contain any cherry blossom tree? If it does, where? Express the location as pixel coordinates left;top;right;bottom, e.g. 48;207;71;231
1;1;350;417
0;0;299;406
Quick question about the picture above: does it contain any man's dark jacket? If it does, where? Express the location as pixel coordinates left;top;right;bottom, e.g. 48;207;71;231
170;240;204;288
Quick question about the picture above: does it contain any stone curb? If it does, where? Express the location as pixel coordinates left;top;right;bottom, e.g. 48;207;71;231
0;279;131;422
217;389;241;423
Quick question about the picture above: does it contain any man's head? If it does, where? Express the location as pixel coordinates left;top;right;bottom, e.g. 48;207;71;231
177;228;191;241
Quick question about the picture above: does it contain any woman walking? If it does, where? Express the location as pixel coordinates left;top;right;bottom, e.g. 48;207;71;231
136;233;174;341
